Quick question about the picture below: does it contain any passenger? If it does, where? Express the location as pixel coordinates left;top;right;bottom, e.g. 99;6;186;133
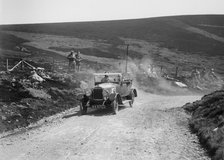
117;74;121;82
101;75;109;83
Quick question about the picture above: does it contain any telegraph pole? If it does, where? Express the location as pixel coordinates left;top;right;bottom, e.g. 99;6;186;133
125;44;129;73
175;66;179;78
6;59;9;71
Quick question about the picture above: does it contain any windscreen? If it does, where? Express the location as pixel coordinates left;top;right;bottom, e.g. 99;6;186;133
94;74;121;83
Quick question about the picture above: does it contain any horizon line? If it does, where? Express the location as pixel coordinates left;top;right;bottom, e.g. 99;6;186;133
0;13;223;26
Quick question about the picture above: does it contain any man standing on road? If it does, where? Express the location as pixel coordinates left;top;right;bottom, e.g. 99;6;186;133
67;50;76;72
75;51;82;72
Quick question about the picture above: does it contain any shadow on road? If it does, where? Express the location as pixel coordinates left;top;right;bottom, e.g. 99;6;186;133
62;112;80;119
62;105;129;118
85;105;128;117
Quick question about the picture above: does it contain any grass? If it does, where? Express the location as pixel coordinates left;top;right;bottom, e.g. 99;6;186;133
0;32;28;50
1;15;224;56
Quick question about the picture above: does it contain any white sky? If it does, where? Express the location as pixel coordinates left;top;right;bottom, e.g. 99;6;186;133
0;0;224;24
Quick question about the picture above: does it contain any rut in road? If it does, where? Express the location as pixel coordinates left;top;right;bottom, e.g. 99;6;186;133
0;91;210;160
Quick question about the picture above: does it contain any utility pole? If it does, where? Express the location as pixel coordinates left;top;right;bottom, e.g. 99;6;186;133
52;58;55;72
125;44;129;73
6;59;9;71
160;65;163;73
175;66;179;78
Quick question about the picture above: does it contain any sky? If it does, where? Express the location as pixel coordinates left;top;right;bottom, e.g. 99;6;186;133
0;0;224;24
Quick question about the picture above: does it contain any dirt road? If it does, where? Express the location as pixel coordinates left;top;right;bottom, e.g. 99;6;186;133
0;91;210;160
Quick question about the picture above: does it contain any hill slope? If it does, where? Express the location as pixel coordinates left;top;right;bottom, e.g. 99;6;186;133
0;15;224;77
1;15;224;55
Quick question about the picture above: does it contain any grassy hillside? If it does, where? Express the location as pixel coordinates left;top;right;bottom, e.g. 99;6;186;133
1;15;224;56
175;15;224;37
0;15;224;79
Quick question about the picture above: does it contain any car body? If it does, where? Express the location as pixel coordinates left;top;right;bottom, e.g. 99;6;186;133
78;73;137;114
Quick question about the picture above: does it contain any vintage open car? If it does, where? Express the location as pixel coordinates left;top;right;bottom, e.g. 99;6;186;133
78;73;137;115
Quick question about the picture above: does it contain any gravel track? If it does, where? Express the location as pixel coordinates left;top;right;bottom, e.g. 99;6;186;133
0;91;210;160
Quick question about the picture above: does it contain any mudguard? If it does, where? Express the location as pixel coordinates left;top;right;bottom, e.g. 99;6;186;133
109;93;122;104
132;89;137;97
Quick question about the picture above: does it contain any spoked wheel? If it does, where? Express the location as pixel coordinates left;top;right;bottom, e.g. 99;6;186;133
80;102;87;115
111;99;119;114
129;92;135;107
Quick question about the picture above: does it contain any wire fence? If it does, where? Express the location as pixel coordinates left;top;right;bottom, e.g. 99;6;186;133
0;58;71;73
1;57;218;80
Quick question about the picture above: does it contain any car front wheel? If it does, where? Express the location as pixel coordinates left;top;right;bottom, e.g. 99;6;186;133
80;102;87;115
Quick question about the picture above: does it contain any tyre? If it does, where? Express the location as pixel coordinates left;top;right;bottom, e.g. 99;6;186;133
111;99;119;114
129;91;135;107
80;102;87;115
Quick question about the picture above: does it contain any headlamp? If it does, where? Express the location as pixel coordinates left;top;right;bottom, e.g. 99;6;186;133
85;89;92;96
102;89;109;97
111;88;116;93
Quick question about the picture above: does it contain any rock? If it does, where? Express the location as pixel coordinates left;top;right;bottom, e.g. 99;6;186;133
1;115;7;120
17;104;28;109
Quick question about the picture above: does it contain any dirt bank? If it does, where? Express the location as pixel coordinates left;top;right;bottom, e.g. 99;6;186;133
183;90;224;160
0;71;90;133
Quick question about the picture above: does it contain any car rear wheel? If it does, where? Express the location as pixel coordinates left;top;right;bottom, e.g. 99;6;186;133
111;99;119;114
129;92;135;107
80;102;87;115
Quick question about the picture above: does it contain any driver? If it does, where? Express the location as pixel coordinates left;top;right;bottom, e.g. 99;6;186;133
117;74;121;82
101;75;109;83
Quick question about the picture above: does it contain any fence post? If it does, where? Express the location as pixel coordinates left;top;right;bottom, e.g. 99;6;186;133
160;66;163;73
6;59;9;71
175;66;179;78
21;60;24;70
52;58;55;72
